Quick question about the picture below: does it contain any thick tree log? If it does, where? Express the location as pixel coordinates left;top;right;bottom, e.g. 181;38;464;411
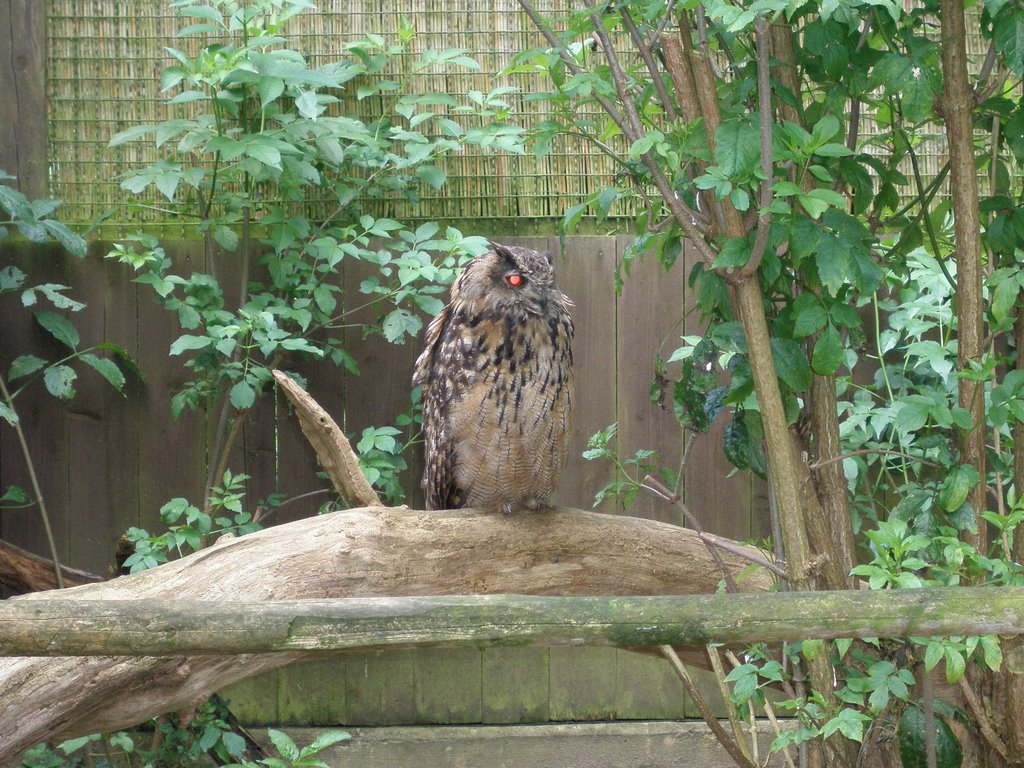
0;538;104;593
0;505;772;762
1;588;1022;657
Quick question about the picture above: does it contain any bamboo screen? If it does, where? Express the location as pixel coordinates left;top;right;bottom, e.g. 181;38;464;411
46;0;615;230
46;2;985;230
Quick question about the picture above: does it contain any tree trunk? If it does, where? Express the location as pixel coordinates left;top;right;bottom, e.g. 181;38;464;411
940;0;985;553
0;505;773;762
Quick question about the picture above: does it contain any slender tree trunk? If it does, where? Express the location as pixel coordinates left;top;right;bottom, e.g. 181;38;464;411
940;0;986;554
940;3;1021;766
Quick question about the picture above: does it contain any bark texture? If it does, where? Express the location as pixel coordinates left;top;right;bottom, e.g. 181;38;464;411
0;539;104;593
0;505;773;761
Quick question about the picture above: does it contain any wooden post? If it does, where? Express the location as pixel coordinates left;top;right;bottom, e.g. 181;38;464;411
0;0;48;197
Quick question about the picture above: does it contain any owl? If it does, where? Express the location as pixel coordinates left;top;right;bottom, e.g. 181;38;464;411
412;243;575;512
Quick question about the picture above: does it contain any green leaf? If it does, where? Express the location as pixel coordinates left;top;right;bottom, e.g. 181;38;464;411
938;464;980;513
9;355;47;380
898;705;963;768
994;7;1024;75
268;729;299;761
980;635;1003;672
35;310;79;349
815;235;852;296
713;236;751;269
771;337;812;392
213;225;239;251
296;90;324;119
43;364;77;399
0;401;18;426
895;395;934;432
80;353;126;393
229;380;256;410
416;165;446;189
108;123;160;147
811;323;844;375
944;647;967;684
220;731;247;759
924;640;944;672
258;76;286;107
715;119;760;178
169;334;212;355
304;730;352;754
40;220;87;258
629;129;663;159
246;140;282;168
792;294;828;338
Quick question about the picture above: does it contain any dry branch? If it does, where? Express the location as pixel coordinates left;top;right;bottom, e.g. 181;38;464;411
0;538;104;593
271;370;381;507
0;505;772;761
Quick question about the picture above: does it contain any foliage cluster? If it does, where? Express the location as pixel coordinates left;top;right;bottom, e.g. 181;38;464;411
20;697;348;768
509;0;1024;764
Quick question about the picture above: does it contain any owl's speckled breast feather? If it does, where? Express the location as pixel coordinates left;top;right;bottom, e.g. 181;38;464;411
413;244;575;511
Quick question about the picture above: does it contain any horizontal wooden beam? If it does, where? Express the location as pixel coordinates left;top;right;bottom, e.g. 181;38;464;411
3;587;1022;657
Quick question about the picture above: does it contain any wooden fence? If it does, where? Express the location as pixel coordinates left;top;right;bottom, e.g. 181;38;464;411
0;235;767;724
0;236;766;576
0;0;767;729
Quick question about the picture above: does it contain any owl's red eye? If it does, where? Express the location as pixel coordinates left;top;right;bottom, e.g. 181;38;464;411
506;273;525;287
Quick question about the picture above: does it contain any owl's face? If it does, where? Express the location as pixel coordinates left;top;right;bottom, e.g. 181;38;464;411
453;243;564;319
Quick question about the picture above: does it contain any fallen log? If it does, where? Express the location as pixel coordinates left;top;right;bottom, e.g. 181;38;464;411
0;504;774;762
0;538;105;593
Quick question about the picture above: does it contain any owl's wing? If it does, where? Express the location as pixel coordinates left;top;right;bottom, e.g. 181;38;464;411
412;305;449;388
413;305;468;510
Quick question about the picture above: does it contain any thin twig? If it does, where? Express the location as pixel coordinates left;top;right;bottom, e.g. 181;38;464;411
621;7;678;122
0;373;63;589
660;645;759;768
707;645;754;761
643;474;739;592
577;1;717;262
725;649;798;768
736;16;774;280
922;668;937;768
958;676;1009;761
808;447;944;471
516;0;630;137
699;531;788;578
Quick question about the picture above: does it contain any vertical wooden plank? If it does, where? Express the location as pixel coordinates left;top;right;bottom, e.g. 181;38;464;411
0;244;71;565
412;647;482;724
549;646;619;720
343;649;418;725
615;235;687;523
0;0;47;198
614;650;688;720
481;647;550;723
277;658;346;726
547;235;618;512
134;241;207;530
218;668;281;726
63;242;140;573
340;255;419;505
